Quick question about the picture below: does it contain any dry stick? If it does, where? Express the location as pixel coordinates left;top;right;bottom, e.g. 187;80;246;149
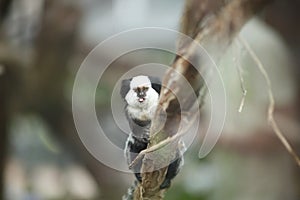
238;36;300;167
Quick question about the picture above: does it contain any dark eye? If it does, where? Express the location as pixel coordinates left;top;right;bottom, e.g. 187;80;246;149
144;87;149;91
133;88;138;92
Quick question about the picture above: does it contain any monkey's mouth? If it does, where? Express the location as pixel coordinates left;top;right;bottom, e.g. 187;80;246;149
138;98;145;103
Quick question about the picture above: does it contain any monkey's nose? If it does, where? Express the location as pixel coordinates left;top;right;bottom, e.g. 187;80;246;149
138;93;145;102
138;92;145;97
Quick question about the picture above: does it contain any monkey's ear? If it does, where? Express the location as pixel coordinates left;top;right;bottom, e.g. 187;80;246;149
149;76;161;95
120;79;131;99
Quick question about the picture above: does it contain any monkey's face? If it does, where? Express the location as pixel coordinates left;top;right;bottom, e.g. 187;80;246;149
133;86;149;103
125;76;159;109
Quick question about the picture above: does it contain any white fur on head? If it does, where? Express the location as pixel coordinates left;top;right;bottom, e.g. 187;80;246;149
125;76;159;121
129;75;152;89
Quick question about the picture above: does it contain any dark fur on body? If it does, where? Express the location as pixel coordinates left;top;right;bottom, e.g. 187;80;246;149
121;76;183;189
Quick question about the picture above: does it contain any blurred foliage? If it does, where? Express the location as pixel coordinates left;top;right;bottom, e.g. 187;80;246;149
166;185;208;200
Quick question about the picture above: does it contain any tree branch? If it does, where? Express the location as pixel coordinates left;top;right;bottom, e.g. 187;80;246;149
133;0;273;199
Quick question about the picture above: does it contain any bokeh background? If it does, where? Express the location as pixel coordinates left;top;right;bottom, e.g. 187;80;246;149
0;0;299;200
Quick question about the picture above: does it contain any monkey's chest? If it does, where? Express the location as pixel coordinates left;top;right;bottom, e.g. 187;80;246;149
127;106;154;121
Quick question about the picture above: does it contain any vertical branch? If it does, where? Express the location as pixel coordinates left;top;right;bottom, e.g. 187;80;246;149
133;0;273;199
0;65;7;200
0;5;12;196
0;60;17;200
0;0;12;24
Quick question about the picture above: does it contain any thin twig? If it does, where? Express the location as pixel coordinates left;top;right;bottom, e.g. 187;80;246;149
238;36;300;167
234;40;248;112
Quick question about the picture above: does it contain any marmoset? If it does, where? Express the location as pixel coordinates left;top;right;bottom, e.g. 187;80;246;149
120;75;183;189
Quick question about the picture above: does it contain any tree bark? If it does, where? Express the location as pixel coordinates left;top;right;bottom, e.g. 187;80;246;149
133;0;273;199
